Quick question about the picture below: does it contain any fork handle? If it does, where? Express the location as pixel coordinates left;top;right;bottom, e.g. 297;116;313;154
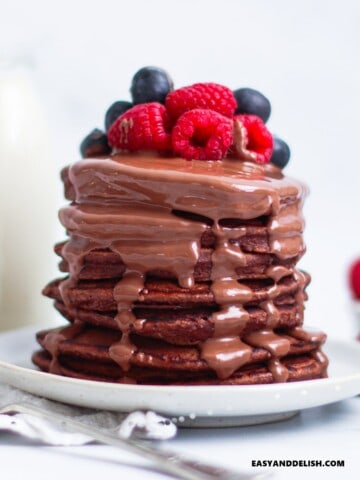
2;403;269;480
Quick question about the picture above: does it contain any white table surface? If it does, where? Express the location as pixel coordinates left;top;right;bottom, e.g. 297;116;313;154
0;395;359;479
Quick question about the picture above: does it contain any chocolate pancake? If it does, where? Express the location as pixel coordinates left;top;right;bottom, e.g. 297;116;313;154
55;240;299;282
33;349;326;385
43;274;308;311
53;301;303;345
43;271;309;346
34;154;328;385
33;325;327;385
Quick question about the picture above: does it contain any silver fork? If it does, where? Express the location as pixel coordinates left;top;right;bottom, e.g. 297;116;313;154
0;402;271;480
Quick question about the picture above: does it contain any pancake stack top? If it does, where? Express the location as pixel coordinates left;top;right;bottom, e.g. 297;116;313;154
33;67;328;385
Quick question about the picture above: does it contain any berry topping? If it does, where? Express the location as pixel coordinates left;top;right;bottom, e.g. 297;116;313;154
130;66;174;105
349;259;360;299
233;115;273;164
172;109;233;160
233;88;271;123
82;70;289;164
80;129;111;158
105;101;132;132
270;137;291;169
166;83;237;120
108;102;171;151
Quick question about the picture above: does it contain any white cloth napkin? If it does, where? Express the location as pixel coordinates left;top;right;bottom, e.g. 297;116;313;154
0;383;176;445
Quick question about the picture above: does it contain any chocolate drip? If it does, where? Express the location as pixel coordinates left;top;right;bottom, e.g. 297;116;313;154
243;329;291;382
201;336;253;379
58;154;309;381
312;350;329;370
211;305;250;337
268;199;305;260
210;223;247;280
43;321;84;374
266;265;293;282
109;272;144;371
292;270;308;321
268;358;289;383
260;300;280;328
59;204;205;289
59;236;101;306
244;330;291;357
288;326;327;344
202;220;256;376
58;202;206;376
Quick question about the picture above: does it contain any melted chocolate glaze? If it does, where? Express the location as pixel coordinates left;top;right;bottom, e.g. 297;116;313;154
41;154;326;383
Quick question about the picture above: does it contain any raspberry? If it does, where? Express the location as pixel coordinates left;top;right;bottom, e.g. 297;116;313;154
233;114;273;164
166;83;237;120
108;102;171;151
172;109;233;160
349;259;360;299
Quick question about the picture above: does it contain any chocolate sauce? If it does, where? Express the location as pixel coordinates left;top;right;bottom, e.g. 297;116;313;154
54;153;319;382
211;305;250;337
268;358;289;383
244;330;291;357
201;336;252;379
43;321;84;374
266;265;293;282
312;350;329;370
288;326;327;344
109;272;144;371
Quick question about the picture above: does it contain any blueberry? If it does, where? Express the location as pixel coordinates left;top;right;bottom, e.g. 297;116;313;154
233;88;271;123
270;137;291;169
80;129;111;158
130;66;173;105
105;101;132;132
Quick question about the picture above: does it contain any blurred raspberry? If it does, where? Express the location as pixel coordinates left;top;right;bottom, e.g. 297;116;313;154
172;109;233;160
166;83;236;120
349;259;360;299
233;114;273;164
108;102;171;151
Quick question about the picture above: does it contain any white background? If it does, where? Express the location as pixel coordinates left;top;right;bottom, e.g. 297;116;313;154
1;0;360;338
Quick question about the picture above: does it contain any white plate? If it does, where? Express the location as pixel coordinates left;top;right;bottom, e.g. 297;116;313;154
0;326;359;427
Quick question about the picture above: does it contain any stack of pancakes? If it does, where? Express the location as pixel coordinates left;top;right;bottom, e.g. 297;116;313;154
33;155;328;385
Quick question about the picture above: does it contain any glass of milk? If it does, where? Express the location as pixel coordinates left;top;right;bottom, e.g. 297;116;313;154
0;57;58;331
